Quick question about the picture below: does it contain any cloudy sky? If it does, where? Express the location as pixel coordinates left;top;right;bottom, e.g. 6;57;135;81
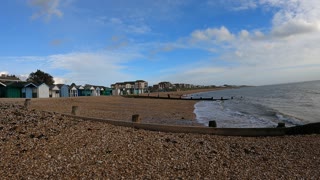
1;0;320;86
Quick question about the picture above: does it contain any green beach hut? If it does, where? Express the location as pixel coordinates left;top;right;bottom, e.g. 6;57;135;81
0;82;7;97
0;81;24;98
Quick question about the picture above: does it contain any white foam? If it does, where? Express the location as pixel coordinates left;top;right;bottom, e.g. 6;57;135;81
194;101;278;128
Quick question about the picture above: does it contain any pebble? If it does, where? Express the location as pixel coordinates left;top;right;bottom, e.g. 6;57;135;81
0;102;320;179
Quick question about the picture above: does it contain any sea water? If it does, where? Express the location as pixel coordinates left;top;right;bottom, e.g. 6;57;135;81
192;80;320;128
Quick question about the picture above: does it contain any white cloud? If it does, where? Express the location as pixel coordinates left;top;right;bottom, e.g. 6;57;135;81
262;0;320;38
0;71;9;75
191;26;235;43
0;49;144;86
47;51;143;85
162;0;320;85
272;19;319;37
18;74;29;81
53;77;67;84
29;0;63;21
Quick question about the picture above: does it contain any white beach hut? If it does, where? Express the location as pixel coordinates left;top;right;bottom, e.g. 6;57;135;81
37;83;50;98
50;85;60;98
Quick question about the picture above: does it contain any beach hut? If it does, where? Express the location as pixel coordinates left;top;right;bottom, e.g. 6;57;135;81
57;84;69;97
94;87;101;96
101;87;112;96
1;81;23;98
1;82;39;98
77;85;85;96
69;83;78;97
0;82;7;97
49;85;60;98
36;83;49;98
83;85;92;96
21;82;37;98
83;85;97;96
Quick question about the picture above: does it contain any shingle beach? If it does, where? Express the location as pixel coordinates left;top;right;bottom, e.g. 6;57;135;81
1;95;319;179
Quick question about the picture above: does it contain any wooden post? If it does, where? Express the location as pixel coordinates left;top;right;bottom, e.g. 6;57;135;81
132;114;141;123
167;94;170;98
209;120;217;127
24;99;31;109
71;106;79;116
277;122;285;128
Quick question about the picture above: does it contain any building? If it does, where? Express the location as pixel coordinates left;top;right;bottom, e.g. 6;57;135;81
111;80;148;95
69;83;79;97
135;80;148;94
49;85;60;98
0;81;23;98
0;74;22;82
36;83;50;98
0;82;6;97
57;84;69;97
83;84;107;96
173;83;193;89
158;81;173;91
21;82;38;98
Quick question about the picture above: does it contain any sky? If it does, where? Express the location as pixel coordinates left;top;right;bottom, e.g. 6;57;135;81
1;0;320;86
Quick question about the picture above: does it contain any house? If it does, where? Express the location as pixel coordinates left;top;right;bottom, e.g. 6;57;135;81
21;82;38;98
158;81;173;91
57;84;69;97
111;82;124;95
112;88;121;96
124;81;135;95
36;83;49;98
111;80;148;95
49;85;60;98
173;83;194;89
135;80;148;94
0;74;22;82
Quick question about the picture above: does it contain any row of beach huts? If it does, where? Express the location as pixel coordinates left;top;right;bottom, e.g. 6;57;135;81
0;75;150;98
0;81;112;98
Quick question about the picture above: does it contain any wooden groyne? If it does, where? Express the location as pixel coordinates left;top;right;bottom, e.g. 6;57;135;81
51;107;320;137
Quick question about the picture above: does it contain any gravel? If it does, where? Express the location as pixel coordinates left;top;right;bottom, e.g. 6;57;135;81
1;102;320;179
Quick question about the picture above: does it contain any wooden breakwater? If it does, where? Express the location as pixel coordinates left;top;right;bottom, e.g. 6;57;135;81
122;95;230;101
60;112;320;136
49;105;320;137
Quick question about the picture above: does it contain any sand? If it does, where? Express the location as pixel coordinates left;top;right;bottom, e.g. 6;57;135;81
1;91;320;179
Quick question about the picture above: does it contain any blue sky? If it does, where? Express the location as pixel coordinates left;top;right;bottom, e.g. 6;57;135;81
1;0;320;86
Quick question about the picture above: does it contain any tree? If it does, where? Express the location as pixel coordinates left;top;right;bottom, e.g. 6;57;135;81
27;69;55;85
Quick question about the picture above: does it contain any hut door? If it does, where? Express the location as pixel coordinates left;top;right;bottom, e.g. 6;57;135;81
26;87;32;98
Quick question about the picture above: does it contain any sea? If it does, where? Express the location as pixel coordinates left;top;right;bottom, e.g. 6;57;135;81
191;80;320;128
